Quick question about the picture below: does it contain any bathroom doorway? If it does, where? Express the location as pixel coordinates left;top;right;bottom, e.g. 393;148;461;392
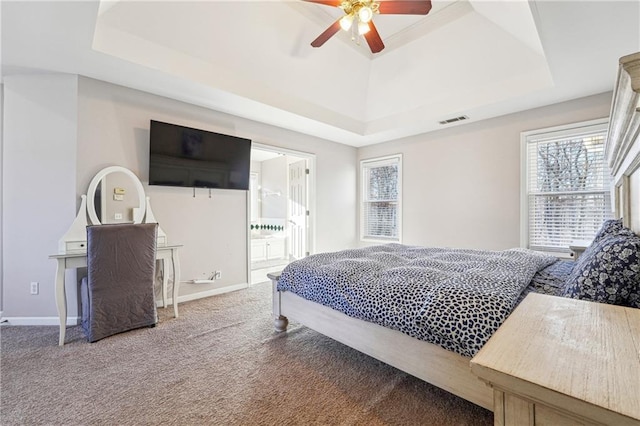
248;144;315;285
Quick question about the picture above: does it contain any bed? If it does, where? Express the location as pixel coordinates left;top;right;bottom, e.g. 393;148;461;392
269;249;576;409
269;51;640;411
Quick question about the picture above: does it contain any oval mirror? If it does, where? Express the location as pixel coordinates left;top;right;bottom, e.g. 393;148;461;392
86;166;146;225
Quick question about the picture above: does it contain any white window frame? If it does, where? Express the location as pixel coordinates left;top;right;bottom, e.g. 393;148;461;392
360;154;402;243
520;118;611;257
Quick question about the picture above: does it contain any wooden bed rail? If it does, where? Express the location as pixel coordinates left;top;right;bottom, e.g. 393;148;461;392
267;271;493;411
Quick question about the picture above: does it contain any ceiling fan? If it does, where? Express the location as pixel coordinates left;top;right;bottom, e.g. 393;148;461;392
304;0;433;53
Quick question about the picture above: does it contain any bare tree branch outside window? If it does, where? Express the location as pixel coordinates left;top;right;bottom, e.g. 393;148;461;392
362;156;401;241
528;130;611;252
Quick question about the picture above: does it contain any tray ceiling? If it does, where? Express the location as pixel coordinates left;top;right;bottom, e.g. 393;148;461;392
2;1;639;146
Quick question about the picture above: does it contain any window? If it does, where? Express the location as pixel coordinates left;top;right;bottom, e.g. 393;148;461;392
522;119;612;254
361;155;402;242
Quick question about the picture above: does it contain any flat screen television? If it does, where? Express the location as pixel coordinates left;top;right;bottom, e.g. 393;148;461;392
149;120;252;190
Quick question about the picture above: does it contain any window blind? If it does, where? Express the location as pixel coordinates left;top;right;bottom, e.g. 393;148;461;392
361;156;401;241
525;124;611;252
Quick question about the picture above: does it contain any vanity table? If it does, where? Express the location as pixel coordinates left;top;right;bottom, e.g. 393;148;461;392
49;245;181;346
51;166;181;346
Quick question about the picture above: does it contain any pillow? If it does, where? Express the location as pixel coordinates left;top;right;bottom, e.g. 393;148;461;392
563;232;640;308
592;219;635;243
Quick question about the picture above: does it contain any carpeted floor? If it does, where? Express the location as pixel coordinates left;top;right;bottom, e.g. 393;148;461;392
1;282;493;425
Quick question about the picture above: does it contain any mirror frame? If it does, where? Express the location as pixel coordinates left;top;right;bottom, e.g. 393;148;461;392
86;166;146;225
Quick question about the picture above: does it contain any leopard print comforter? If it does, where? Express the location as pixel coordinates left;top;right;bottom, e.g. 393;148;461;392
277;243;557;357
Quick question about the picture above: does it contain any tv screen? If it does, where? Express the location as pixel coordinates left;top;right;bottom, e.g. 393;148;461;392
149;120;252;190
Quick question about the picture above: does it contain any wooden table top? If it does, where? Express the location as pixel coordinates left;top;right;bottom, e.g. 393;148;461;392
471;293;640;422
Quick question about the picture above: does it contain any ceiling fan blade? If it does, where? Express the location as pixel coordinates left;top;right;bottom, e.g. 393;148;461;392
364;21;385;53
301;0;342;6
311;19;342;48
378;0;432;15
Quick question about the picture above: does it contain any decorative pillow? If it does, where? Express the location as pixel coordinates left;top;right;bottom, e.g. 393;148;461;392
592;219;635;243
563;232;640;308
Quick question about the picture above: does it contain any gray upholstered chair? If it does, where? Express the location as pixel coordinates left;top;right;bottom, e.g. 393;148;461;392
81;223;158;342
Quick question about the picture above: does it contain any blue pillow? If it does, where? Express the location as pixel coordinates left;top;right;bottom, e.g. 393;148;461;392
593;219;635;243
563;232;640;308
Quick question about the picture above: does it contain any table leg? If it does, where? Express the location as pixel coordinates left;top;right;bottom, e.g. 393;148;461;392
55;259;67;346
171;249;180;318
161;260;168;308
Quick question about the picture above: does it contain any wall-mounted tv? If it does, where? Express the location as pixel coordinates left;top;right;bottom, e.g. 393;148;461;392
149;120;252;190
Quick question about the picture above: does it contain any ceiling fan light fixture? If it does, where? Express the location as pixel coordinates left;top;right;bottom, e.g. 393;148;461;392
306;0;431;54
358;6;373;23
357;21;370;35
339;14;354;31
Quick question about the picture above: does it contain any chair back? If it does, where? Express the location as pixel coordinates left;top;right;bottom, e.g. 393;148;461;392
81;223;158;342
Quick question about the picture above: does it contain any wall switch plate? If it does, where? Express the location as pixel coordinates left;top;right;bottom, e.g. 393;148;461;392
113;194;124;201
30;282;39;295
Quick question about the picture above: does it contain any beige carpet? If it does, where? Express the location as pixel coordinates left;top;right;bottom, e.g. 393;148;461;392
1;282;492;425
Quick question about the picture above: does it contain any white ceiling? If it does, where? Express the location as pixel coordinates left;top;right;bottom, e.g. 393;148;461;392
2;1;639;147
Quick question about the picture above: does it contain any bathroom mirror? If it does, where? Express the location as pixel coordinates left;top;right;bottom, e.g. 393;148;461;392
86;166;146;225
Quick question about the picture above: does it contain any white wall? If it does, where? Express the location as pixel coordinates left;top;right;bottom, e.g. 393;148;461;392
261;156;287;220
0;74;357;320
74;77;358;299
0;83;4;314
2;72;611;321
249;161;261;223
2;74;78;319
358;92;613;251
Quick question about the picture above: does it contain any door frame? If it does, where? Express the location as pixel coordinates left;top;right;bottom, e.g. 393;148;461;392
247;142;316;285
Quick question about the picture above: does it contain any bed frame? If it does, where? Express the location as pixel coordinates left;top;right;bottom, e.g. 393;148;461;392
269;276;495;409
269;51;640;412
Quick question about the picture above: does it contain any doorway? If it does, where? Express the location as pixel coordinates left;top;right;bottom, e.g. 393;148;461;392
248;144;314;285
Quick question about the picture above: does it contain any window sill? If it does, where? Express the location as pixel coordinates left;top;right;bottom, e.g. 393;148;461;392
360;238;401;245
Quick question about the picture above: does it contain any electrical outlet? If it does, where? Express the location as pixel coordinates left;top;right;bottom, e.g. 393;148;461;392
30;282;39;295
214;271;221;280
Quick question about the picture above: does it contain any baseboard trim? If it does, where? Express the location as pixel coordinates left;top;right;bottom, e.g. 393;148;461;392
156;282;250;307
1;316;80;326
2;283;250;325
175;282;249;304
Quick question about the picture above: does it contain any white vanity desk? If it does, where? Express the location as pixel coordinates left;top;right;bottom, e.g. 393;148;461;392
49;244;181;346
51;166;181;346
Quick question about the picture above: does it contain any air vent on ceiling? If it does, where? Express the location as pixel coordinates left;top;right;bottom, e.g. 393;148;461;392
439;115;469;125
